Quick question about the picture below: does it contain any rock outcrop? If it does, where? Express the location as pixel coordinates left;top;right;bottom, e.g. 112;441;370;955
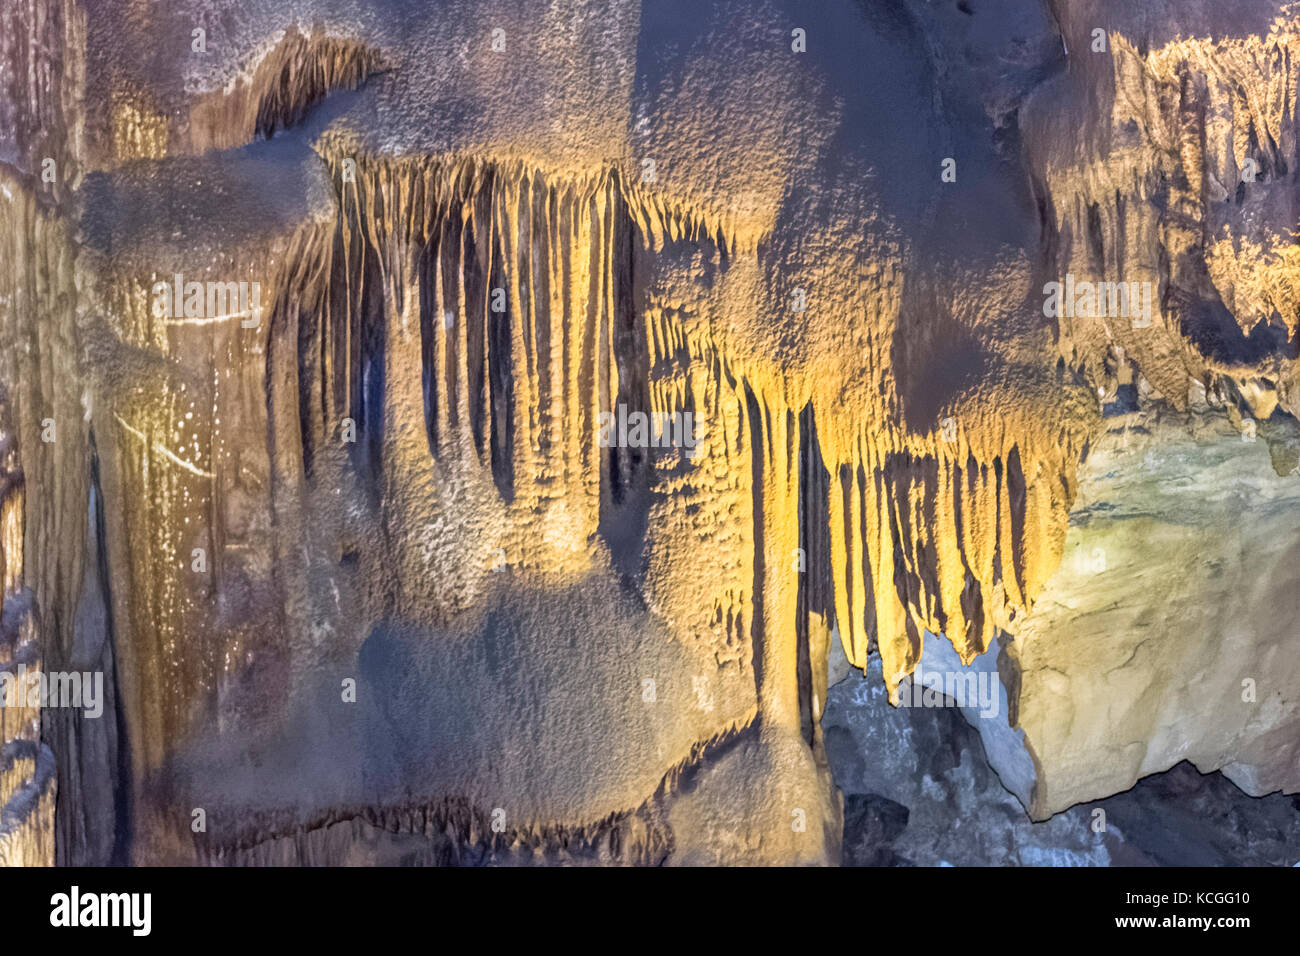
0;0;1296;865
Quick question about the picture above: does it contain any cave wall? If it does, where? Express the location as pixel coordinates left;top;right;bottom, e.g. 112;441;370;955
0;0;1296;865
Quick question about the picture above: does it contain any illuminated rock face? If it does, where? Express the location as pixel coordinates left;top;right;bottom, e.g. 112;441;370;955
0;0;1296;865
1006;410;1300;817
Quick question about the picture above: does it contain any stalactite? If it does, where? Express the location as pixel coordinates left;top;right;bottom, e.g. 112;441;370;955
156;29;384;160
0;128;1098;862
301;148;1091;705
1035;22;1300;417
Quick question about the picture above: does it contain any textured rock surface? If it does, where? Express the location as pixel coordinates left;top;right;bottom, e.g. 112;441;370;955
0;0;1297;866
1007;407;1300;816
825;652;1300;867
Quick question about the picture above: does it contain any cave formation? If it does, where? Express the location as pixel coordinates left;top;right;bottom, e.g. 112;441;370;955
1;0;1298;867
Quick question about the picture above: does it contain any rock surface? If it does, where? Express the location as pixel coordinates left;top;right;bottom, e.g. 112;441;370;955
0;0;1296;865
1008;407;1300;817
825;652;1300;867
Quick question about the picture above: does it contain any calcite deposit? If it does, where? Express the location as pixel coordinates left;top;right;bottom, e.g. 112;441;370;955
0;0;1296;866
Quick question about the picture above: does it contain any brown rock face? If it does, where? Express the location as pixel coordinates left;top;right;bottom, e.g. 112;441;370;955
0;0;1296;866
